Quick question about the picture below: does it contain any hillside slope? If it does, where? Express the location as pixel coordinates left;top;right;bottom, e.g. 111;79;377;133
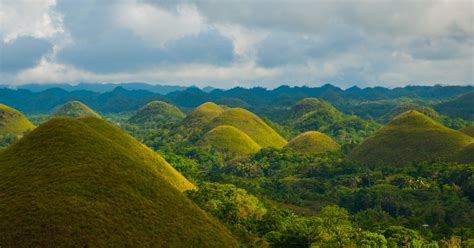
128;100;185;124
183;102;226;128
348;111;473;165
208;108;287;148
285;131;340;154
53;101;101;118
0;103;35;135
200;125;261;158
460;125;474;137
0;117;237;247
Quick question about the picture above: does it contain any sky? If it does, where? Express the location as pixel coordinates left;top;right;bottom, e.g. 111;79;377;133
0;0;473;89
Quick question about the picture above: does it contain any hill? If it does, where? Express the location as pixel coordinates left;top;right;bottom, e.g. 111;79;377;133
0;104;35;136
285;131;340;154
53;101;101;118
208;108;287;148
381;104;443;123
435;92;474;121
458;143;474;164
348;111;473;165
460;125;474;137
0;117;237;247
183;102;226;128
199;125;261;158
128;100;185;124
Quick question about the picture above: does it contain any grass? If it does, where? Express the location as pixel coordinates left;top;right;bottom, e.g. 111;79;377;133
208;108;288;148
183;102;226;128
128;100;185;124
381;104;443;123
460;125;474;137
288;98;344;128
0;103;35;136
199;125;261;158
53;101;101;118
348;110;473;166
458;143;474;164
0;117;238;247
285;131;340;154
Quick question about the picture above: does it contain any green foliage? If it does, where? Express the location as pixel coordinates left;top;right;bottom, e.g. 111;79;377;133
0;103;35;136
183;102;226;128
460;125;474;137
0;117;238;247
285;131;340;155
199;125;262;159
53;101;101;118
435;92;474;121
348;111;473;165
127;100;185;125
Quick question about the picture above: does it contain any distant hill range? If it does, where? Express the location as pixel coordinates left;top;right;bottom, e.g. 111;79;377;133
1;83;472;121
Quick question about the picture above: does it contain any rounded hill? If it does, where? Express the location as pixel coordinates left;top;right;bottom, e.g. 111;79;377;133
208;108;287;148
200;125;261;158
128;100;185;124
0;117;237;247
285;131;340;154
53;101;101;118
458;143;474;164
183;102;226;128
347;110;473;165
0;103;35;136
460;125;474;137
381;104;443;123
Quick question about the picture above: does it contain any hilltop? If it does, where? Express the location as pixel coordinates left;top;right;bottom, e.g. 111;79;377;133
348;111;473;165
0;117;237;247
381;104;443;123
128;100;185;124
0;103;35;136
199;125;261;158
285;131;340;154
460;125;474;137
183;102;226;128
208;108;287;148
53;101;101;118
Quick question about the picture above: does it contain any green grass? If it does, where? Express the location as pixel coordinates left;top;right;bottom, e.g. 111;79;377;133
287;98;344;129
381;104;443;123
0;117;238;247
460;125;474;137
128;100;185;124
208;108;287;148
348;110;473;165
285;131;340;154
199;125;261;158
53;101;101;118
458;143;474;164
0;103;35;136
183;102;226;128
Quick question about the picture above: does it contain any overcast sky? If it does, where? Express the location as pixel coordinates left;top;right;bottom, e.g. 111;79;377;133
0;0;473;88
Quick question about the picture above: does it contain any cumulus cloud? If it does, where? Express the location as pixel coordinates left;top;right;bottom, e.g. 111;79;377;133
0;0;472;87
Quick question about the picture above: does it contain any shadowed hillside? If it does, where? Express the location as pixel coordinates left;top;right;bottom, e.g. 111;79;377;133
53;101;101;118
460;125;474;137
208;108;287;148
285;131;340;154
128;100;185;124
0;117;237;247
199;125;261;158
0;103;35;136
348;111;473;165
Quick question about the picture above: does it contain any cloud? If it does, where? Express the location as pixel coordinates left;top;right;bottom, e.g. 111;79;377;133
0;37;53;73
1;0;472;87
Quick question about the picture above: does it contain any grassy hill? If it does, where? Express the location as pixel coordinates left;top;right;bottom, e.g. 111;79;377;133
53;101;101;118
435;92;474;121
348;110;473;165
285;131;340;154
460;125;474;137
183;102;226;128
208;108;287;148
458;143;474;164
381;104;443;123
199;125;261;158
128;100;185;124
0;103;35;136
0;117;237;247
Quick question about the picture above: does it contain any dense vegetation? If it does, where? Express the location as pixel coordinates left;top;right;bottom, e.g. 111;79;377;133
0;84;473;247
